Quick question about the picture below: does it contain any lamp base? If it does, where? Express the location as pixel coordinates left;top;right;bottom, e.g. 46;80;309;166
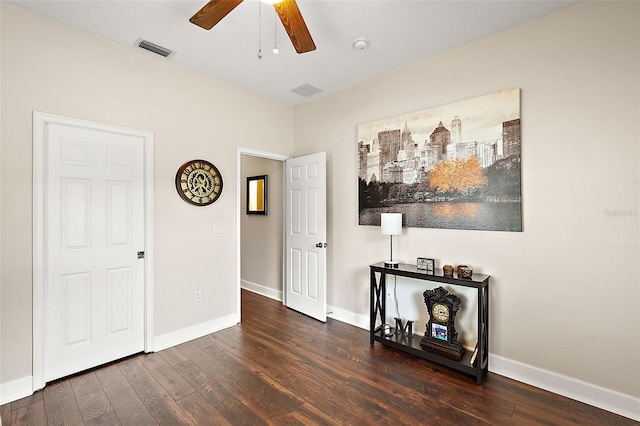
384;260;399;268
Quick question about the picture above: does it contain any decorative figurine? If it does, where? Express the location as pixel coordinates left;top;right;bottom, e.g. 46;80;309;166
459;266;473;279
443;265;454;277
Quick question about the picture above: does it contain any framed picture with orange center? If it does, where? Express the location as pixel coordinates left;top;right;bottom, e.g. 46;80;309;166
247;175;268;215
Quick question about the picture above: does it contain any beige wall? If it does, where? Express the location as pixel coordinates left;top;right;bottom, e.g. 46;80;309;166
293;1;639;400
1;0;639;418
0;4;294;387
241;156;283;297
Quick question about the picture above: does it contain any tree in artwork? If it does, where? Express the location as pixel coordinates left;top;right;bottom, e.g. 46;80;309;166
429;156;488;197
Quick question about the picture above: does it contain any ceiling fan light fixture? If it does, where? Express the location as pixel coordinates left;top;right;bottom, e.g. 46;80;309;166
190;0;315;54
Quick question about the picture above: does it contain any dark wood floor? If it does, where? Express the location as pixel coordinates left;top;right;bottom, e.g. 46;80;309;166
2;290;637;425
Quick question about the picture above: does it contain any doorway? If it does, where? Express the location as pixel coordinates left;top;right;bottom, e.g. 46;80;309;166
236;148;289;316
236;148;327;322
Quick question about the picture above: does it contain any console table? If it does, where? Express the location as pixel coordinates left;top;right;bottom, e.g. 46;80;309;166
369;262;490;384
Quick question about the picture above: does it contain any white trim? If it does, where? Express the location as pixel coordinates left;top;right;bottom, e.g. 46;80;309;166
0;376;33;406
32;113;46;391
241;280;283;302
153;315;238;352
490;354;640;422
327;307;639;422
143;132;155;353
236;147;290;323
327;305;369;330
32;111;155;391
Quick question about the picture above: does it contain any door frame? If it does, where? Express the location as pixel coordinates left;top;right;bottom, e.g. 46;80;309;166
236;147;290;317
32;111;155;391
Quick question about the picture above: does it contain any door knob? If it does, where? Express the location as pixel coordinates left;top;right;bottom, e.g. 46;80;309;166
316;243;322;248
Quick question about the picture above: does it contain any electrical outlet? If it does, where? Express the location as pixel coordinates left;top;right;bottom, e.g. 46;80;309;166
194;290;201;302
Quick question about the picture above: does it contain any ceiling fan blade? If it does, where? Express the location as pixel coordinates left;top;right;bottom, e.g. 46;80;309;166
190;0;244;30
273;0;316;54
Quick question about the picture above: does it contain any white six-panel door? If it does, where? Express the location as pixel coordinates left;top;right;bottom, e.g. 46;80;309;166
285;152;327;322
41;118;146;382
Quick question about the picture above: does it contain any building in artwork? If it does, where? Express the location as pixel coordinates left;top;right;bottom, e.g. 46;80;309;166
451;116;462;145
358;141;370;181
419;144;439;172
429;121;451;161
382;161;403;183
366;139;382;182
401;121;416;160
455;141;478;160
477;140;498;168
502;118;521;157
378;129;402;167
359;115;519;184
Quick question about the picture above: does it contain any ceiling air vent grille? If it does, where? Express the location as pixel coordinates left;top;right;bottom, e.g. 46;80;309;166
135;38;175;58
291;84;323;98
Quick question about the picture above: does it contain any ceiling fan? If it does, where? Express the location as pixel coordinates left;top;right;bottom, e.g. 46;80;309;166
190;0;316;54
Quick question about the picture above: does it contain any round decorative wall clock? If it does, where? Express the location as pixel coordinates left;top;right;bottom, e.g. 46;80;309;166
175;159;223;206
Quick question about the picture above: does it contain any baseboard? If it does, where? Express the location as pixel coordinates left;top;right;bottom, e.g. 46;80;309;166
0;375;33;406
327;304;369;330
241;280;282;302
326;309;638;421
329;303;640;422
490;354;640;422
239;288;368;330
0;316;240;406
5;305;637;422
153;314;239;352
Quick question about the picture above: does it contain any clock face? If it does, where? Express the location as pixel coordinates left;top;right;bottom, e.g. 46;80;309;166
175;160;223;206
432;303;450;322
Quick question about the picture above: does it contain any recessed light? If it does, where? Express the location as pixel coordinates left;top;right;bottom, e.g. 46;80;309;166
353;38;369;50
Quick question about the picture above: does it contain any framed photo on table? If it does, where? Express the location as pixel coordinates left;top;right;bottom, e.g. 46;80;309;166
417;257;435;274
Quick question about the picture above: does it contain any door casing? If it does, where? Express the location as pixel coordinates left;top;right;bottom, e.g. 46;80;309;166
32;111;155;391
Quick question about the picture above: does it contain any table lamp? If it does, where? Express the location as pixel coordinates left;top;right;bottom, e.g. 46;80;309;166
381;213;402;268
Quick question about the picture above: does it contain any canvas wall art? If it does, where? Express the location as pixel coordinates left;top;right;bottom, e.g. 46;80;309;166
358;88;522;231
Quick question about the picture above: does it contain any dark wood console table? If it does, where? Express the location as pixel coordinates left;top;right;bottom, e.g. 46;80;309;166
369;262;490;384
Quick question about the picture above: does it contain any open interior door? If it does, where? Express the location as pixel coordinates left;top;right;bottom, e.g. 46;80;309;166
284;152;327;322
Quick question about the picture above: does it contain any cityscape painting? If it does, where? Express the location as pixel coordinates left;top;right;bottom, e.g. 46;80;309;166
358;88;522;231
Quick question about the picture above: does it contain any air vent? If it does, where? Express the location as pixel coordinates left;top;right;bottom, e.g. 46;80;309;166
291;83;323;98
134;38;175;58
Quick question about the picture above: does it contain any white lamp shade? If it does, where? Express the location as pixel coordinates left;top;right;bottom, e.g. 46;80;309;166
381;213;402;235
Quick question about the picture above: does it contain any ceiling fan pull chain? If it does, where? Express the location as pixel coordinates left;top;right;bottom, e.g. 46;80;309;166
257;1;263;60
273;10;279;55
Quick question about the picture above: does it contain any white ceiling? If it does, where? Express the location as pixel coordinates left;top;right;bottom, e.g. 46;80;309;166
8;0;579;105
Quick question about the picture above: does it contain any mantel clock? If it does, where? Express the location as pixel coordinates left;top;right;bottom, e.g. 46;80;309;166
421;286;464;360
